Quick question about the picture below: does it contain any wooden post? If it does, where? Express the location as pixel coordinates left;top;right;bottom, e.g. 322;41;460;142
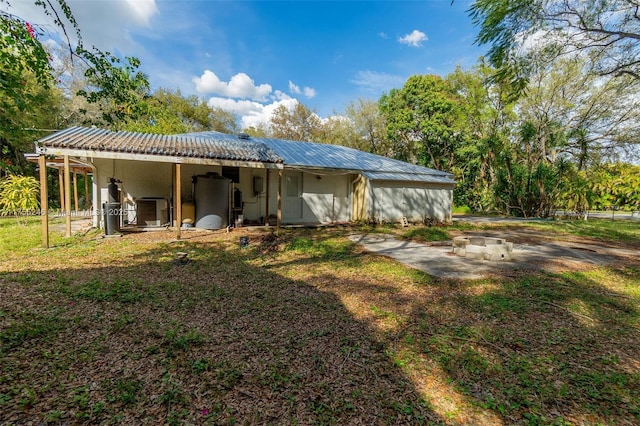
264;169;270;226
277;169;282;232
39;155;49;248
64;156;71;237
58;168;65;212
175;163;182;240
73;171;79;212
84;171;90;210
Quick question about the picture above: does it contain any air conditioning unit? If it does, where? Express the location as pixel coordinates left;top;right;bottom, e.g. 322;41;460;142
136;198;168;226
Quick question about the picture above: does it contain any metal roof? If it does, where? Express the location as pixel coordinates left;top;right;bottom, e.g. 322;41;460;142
37;127;283;163
37;127;455;184
362;171;456;184
252;138;455;183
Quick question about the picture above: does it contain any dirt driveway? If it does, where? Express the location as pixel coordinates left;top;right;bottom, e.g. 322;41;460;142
348;227;639;279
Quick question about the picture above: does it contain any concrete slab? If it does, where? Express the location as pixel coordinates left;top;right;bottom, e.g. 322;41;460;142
347;233;631;280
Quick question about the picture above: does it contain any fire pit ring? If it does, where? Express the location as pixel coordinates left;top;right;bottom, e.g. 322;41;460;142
452;236;513;261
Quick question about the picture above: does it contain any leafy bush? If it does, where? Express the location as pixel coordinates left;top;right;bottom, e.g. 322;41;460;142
0;175;40;224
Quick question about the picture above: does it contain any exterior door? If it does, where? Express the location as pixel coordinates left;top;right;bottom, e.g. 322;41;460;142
283;172;303;220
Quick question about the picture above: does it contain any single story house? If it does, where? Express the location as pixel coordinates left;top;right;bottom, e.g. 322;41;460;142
32;126;455;242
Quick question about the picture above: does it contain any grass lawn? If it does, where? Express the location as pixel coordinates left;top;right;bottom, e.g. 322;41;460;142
1;218;639;424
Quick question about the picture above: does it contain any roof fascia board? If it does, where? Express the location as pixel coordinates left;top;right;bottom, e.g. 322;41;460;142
282;165;361;175
36;146;283;170
373;180;456;187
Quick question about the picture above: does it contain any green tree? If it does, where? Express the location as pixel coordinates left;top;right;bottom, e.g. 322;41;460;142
1;73;64;176
518;57;640;169
343;98;389;155
243;126;268;137
269;102;323;141
76;50;150;128
1;0;152;172
122;88;239;134
1;3;68;176
379;74;465;171
446;61;516;211
590;163;640;211
317;115;358;147
469;0;640;84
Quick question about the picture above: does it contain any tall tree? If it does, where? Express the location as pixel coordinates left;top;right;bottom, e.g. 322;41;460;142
122;88;239;134
517;57;640;169
317;115;358;147
1;0;152;172
1;3;66;175
269;102;323;141
379;75;464;171
76;50;150;128
446;61;516;211
343;98;389;155
470;0;640;84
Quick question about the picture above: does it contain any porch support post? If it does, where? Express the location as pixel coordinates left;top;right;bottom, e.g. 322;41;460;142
84;171;90;210
58;168;65;212
265;169;270;225
277;169;282;231
64;155;72;237
39;154;49;248
175;163;182;240
73;171;79;212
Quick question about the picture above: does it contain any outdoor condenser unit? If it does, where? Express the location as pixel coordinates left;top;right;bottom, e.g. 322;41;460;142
136;198;168;226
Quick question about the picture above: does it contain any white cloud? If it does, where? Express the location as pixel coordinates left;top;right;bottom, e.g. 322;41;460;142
289;81;316;99
125;0;158;27
9;0;159;53
398;29;427;47
289;81;301;95
273;90;291;101
193;71;272;101
303;87;316;98
208;96;299;129
379;32;388;39
351;70;405;94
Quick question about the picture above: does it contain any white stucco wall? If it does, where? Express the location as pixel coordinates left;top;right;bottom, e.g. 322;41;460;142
300;173;351;224
92;160;275;227
93;158;173;226
369;181;453;223
264;170;351;225
91;157;452;228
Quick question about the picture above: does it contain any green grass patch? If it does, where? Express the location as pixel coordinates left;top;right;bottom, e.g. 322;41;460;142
528;218;640;245
285;235;356;259
452;205;472;214
0;311;66;353
62;278;150;304
401;226;450;242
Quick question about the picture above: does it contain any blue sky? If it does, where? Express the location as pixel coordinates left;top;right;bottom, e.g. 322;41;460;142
13;0;487;129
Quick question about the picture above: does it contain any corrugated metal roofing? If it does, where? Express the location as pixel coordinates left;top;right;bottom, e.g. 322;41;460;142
38;126;283;163
362;171;456;184
253;138;455;183
37;127;455;184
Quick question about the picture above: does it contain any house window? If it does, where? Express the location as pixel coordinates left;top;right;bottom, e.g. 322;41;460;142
222;166;240;183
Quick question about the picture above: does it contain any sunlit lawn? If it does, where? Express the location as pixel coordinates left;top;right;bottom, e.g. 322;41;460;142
1;218;638;424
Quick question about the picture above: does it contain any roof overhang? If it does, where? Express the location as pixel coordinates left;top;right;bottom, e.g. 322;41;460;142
362;170;456;185
34;146;284;170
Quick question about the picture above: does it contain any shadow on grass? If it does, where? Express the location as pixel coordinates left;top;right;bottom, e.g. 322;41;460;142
0;232;441;424
2;227;639;424
244;229;640;424
297;264;640;424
